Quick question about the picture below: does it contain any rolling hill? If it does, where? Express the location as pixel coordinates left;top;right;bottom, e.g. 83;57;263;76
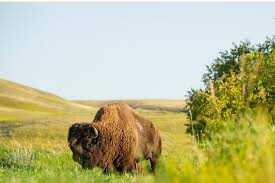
0;79;186;122
0;79;94;121
0;79;193;183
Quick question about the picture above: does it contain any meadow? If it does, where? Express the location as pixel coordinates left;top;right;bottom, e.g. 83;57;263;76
0;79;274;183
0;109;193;183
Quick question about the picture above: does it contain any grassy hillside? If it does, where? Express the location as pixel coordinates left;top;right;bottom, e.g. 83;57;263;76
0;79;194;182
75;99;186;112
0;110;192;183
0;79;274;183
0;79;95;121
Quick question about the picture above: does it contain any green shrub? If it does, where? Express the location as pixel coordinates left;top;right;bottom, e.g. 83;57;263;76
187;36;275;137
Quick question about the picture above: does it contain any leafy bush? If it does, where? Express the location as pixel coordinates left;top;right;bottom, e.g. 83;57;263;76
187;36;275;137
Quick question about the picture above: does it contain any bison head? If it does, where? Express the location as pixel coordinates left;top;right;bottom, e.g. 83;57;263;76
68;123;99;169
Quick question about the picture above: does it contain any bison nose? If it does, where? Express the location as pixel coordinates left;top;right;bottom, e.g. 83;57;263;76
81;159;91;169
73;154;81;163
72;155;77;162
82;162;88;169
82;160;93;170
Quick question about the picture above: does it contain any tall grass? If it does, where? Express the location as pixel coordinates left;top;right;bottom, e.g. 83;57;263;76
162;112;275;183
0;112;274;183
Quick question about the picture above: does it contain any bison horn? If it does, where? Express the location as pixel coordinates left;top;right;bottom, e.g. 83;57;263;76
90;126;98;139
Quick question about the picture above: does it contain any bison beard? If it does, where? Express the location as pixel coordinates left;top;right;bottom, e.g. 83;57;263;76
68;103;162;173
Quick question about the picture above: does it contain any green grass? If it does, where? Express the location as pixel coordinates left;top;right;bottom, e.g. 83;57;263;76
0;109;193;183
0;80;192;181
0;79;274;182
1;110;273;183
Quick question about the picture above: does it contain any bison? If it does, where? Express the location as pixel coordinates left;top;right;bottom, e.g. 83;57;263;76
68;103;162;173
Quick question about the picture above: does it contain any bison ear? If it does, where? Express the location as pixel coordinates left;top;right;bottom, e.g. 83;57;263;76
89;126;98;139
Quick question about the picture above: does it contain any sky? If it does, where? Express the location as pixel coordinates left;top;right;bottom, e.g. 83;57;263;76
0;2;274;100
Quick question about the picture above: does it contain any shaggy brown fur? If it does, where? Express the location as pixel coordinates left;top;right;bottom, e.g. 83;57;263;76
68;103;162;173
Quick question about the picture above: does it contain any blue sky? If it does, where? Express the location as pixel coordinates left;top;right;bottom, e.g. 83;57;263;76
1;2;274;100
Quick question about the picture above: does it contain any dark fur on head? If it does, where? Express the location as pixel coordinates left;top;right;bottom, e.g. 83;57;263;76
68;123;99;168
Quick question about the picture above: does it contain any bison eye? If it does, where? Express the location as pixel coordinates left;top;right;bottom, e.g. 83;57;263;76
92;138;97;145
84;143;90;150
83;138;97;150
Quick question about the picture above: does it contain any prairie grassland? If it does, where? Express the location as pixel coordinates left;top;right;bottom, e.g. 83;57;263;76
0;80;274;183
0;108;195;183
0;79;191;183
1;109;274;183
0;109;190;154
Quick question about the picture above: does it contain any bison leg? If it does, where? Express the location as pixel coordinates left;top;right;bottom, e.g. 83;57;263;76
103;167;111;174
114;165;124;173
134;160;143;174
126;161;138;174
115;164;134;174
150;158;157;173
